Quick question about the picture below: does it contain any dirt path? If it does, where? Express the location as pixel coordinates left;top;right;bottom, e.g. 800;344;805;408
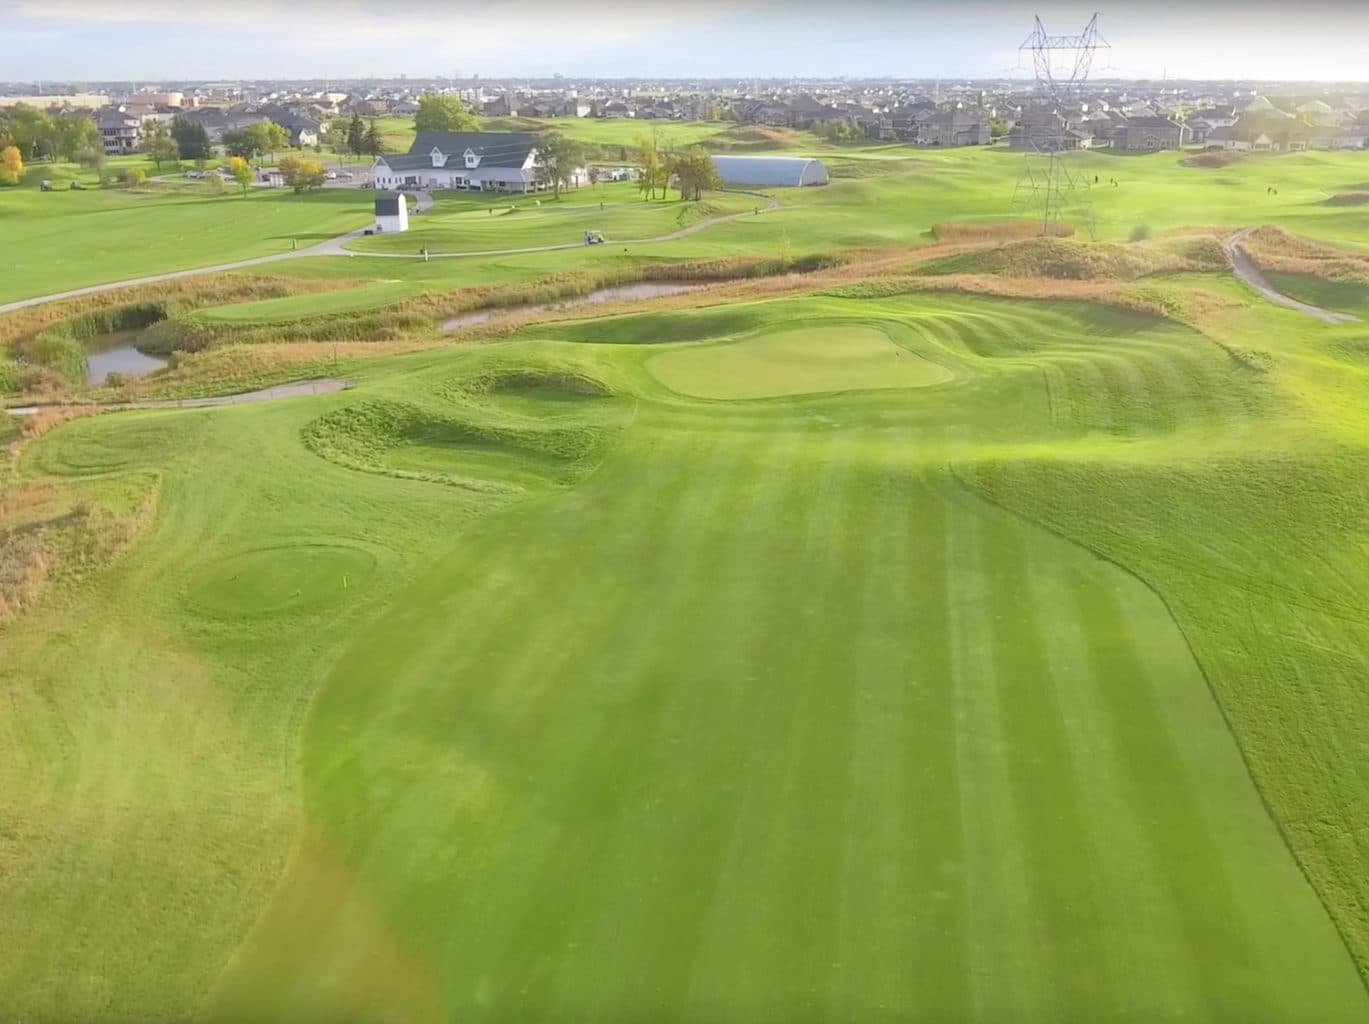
0;190;774;314
6;378;351;417
1224;228;1359;325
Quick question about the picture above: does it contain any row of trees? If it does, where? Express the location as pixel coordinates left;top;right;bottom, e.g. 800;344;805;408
636;133;722;201
0;104;101;161
222;121;290;163
323;113;385;158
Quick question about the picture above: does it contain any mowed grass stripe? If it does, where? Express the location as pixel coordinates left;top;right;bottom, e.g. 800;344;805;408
563;425;814;1020
832;468;974;1018
943;462;1048;1019
435;427;761;1017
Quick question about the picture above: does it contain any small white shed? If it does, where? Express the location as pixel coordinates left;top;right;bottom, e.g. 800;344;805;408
374;191;409;233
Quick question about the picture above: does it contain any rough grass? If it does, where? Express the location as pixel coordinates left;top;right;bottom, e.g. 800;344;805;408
1243;225;1369;285
918;235;1229;281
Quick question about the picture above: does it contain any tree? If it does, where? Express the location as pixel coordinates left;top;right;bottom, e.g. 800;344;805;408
222;128;256;161
246;121;289;162
672;147;721;201
989;117;1011;140
2;104;54;160
364;121;384;156
0;145;22;186
636;132;662;201
76;146;106;182
53;115;100;161
124;166;147;188
278;154;325;192
171;116;211;161
227;155;253;196
321;123;348;152
347;112;366;157
414;93;478;132
534;131;583;197
203;170;225;194
141;119;179;168
587;165;600;186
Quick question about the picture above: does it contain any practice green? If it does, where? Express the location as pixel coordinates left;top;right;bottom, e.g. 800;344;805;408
647;323;955;398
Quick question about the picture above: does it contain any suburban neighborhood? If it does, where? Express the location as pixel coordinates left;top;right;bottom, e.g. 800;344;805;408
4;75;1369;165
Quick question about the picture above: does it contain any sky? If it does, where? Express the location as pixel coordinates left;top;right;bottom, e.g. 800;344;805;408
3;0;1369;84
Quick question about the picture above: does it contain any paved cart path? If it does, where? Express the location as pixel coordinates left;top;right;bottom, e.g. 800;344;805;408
0;190;776;314
6;378;351;417
1224;228;1359;324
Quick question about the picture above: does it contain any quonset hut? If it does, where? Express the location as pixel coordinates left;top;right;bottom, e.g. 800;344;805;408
709;155;830;187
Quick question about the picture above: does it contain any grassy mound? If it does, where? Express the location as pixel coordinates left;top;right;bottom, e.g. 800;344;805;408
919;236;1228;281
1180;151;1246;168
460;367;613;403
1242;225;1369;284
706;125;807;151
303;399;605;492
186;544;377;621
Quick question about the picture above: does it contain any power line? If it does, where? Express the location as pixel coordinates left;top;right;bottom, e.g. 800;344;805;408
1010;13;1110;238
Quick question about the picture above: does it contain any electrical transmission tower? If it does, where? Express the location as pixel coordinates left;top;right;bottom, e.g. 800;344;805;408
1010;13;1108;237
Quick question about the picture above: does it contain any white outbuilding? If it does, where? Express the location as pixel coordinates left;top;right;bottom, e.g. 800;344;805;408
374;191;409;233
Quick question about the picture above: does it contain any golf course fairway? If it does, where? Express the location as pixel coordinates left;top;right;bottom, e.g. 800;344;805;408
3;292;1369;1022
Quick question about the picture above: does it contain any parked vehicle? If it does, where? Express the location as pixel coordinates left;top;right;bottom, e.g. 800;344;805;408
70;180;85;190
40;179;54;191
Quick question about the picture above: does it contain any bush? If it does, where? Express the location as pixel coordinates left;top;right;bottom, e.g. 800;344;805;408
1129;223;1152;243
0;357;21;394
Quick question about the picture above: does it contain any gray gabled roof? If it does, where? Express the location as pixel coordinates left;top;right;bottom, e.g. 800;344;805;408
410;131;537;168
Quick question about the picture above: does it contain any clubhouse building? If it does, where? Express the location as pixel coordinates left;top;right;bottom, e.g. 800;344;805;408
372;131;583;193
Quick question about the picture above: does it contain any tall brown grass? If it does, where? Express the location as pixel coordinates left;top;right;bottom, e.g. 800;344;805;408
932;220;1074;243
1242;226;1369;285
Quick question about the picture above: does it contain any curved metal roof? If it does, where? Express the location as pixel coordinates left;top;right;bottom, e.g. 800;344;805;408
709;155;830;187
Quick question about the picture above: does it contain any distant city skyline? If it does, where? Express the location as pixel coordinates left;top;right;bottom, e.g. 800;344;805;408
3;1;1369;85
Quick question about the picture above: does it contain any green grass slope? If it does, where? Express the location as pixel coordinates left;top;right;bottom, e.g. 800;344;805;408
0;185;370;304
3;293;1369;1021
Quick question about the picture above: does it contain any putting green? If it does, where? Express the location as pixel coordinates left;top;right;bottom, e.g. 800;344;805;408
187;545;377;619
647;324;954;399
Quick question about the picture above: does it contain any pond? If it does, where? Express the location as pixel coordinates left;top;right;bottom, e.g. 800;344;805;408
440;282;708;333
85;328;170;385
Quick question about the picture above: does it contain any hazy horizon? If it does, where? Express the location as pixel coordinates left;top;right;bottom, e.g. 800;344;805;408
4;1;1369;85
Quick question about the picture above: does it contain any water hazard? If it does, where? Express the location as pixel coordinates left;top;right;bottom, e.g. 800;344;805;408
440;282;707;333
85;328;170;385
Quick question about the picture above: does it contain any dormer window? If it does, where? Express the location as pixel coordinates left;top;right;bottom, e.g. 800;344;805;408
464;148;480;168
430;147;447;168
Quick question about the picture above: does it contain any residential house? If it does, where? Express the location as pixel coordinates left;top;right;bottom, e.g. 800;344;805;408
257;105;323;147
1207;113;1309;152
1184;105;1236;143
1120;116;1188;151
371;131;581;193
917;110;990;147
95;107;143;155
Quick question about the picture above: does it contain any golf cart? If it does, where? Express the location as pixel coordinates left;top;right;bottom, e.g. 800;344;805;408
584;230;606;245
70;180;85;190
40;179;54;192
